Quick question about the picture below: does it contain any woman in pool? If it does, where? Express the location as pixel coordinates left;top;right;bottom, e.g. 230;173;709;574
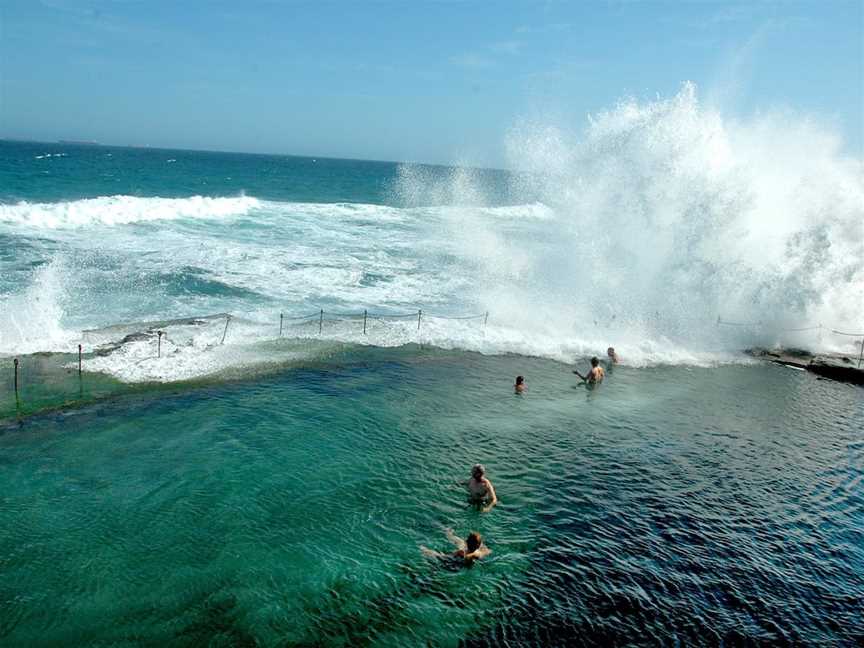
421;529;491;566
466;463;498;512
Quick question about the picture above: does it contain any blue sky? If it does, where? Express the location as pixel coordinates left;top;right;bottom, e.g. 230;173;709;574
1;0;861;165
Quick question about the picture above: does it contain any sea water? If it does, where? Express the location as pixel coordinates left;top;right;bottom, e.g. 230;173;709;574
1;86;863;644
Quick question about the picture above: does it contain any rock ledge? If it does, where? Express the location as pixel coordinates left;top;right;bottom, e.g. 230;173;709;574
747;348;863;386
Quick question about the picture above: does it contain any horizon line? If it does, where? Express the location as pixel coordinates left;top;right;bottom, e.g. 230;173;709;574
0;137;508;173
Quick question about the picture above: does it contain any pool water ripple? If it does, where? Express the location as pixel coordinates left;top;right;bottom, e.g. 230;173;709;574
1;351;862;645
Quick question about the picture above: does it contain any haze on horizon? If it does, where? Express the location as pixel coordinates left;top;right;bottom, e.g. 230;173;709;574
1;0;862;167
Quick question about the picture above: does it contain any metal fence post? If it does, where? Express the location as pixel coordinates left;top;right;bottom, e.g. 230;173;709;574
279;313;284;337
221;316;231;345
13;358;19;400
363;310;368;335
78;344;83;374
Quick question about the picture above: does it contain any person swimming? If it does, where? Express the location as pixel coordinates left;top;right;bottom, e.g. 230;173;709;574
466;464;498;512
573;357;605;384
514;375;526;393
421;529;491;566
607;347;619;364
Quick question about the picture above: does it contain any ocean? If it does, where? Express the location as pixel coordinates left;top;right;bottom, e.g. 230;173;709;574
1;88;863;645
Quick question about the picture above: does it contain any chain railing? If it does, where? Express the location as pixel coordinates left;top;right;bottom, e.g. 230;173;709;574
6;309;862;416
5;308;490;411
717;316;863;368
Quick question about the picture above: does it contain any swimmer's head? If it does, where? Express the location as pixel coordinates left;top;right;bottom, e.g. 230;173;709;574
472;464;485;478
515;375;524;385
591;356;600;367
607;347;615;356
466;532;482;552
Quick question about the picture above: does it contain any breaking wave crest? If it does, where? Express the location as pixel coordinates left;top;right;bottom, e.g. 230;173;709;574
0;195;261;228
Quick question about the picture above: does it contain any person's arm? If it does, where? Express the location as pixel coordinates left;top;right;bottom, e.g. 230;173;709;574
572;368;587;381
445;527;466;550
482;480;498;512
421;545;446;558
463;546;491;562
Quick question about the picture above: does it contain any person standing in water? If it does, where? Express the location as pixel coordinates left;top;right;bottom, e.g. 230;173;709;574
421;529;491;566
466;464;498;512
573;357;605;385
514;375;526;393
607;347;619;364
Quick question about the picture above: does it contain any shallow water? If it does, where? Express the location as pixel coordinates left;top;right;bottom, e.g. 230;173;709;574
1;350;862;645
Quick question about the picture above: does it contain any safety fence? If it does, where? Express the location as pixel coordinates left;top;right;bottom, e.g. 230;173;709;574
276;308;488;337
5;309;862;416
4;308;490;411
716;316;864;368
3;348;136;420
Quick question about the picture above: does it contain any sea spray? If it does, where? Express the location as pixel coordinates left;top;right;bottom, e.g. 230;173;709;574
0;260;76;355
398;83;863;354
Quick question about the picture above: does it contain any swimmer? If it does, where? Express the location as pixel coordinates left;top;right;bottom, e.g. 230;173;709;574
514;375;526;393
607;347;619;364
466;463;498;512
421;529;491;565
573;356;605;384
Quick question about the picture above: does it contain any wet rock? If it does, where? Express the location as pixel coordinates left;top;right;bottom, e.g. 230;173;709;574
808;356;864;385
747;348;863;386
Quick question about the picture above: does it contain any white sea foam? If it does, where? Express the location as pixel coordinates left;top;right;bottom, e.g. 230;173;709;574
73;312;751;384
0;195;261;228
429;203;555;221
80;317;329;383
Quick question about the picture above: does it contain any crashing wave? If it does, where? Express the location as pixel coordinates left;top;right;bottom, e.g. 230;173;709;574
0;195;261;228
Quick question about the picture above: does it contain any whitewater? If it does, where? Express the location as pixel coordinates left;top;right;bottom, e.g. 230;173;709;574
1;85;862;384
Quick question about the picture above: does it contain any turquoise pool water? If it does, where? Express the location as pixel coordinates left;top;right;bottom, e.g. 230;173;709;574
2;349;862;645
